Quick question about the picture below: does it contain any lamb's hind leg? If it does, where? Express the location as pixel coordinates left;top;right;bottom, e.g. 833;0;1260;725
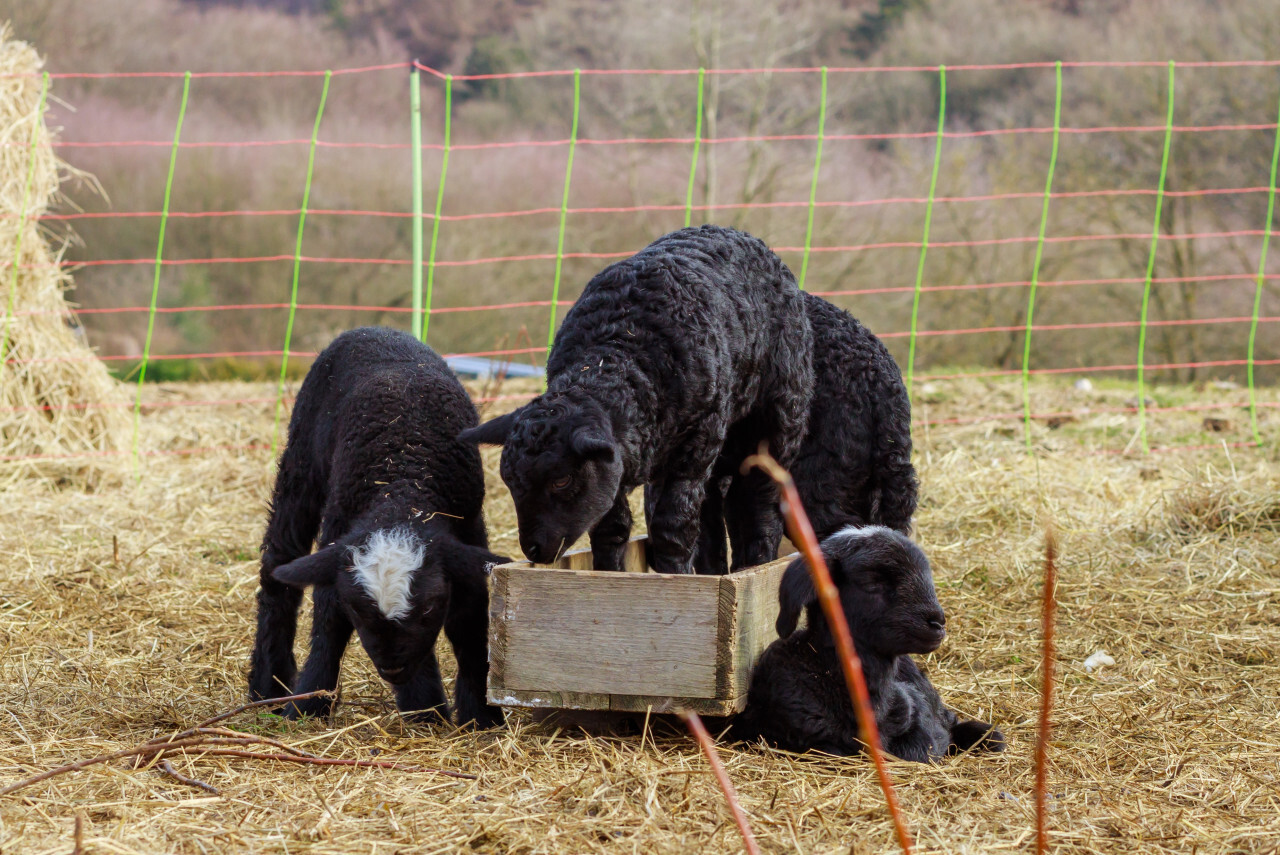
646;478;708;575
249;455;324;701
724;468;785;570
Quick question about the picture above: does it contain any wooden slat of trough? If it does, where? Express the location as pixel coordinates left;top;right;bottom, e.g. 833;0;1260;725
488;536;795;713
496;568;722;697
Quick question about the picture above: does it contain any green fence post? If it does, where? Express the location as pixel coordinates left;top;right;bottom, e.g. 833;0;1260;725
1021;62;1064;452
798;66;828;291
132;72;191;476
1136;61;1176;454
684;68;706;228
905;65;947;401
271;70;331;457
1247;85;1280;446
1;72;49;373
410;66;425;341
546;69;582;356
425;74;453;346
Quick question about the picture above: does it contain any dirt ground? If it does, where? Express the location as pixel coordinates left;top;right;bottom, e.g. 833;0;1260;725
0;375;1277;854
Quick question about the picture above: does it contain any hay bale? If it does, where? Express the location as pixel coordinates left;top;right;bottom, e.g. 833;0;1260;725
0;27;127;484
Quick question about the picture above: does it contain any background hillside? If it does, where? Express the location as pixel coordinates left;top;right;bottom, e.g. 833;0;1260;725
2;0;1277;383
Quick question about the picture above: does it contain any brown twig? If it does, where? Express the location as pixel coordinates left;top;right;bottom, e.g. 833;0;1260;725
158;759;220;795
744;448;913;855
0;690;474;797
180;749;451;774
72;812;84;855
680;711;760;855
1035;525;1060;855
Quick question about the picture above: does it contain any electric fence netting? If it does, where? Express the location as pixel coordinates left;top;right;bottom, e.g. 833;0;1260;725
3;59;1279;467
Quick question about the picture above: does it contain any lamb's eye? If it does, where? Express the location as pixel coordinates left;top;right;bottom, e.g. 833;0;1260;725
550;476;572;492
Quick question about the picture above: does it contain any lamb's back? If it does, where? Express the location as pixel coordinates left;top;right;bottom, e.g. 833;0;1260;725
299;328;484;527
549;226;806;418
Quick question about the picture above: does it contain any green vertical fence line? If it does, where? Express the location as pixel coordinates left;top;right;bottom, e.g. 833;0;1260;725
1136;60;1176;454
132;71;190;475
546;69;581;355
409;66;425;341
1021;62;1064;452
271;70;331;457
798;67;828;291
0;72;49;374
1247;86;1280;446
424;74;453;345
683;68;706;228
905;65;946;400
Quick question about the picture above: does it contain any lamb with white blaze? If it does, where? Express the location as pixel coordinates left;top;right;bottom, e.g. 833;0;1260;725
247;326;506;726
459;225;813;575
733;526;1004;762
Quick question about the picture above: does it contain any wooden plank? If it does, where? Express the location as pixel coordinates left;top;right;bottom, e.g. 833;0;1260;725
486;562;511;693
498;567;722;697
558;536;648;573
608;693;740;717
725;554;792;699
488;686;611;711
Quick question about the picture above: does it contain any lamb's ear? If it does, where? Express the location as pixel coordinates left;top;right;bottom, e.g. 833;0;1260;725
458;410;520;446
776;556;818;637
271;543;348;589
571;428;616;462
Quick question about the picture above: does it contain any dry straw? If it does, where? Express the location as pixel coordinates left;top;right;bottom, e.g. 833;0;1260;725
0;28;127;486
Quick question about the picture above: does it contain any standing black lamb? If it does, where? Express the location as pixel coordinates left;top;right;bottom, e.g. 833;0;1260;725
675;291;917;575
248;327;506;727
459;225;813;575
733;526;1003;762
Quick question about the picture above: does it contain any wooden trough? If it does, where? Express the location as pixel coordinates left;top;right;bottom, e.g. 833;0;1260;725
487;537;794;716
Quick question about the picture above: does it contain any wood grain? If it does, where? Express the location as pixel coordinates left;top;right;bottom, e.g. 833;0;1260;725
487;537;796;711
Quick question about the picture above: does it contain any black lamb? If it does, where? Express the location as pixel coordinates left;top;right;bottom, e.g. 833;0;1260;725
459;225;813;575
675;291;918;575
248;326;506;727
733;526;1004;762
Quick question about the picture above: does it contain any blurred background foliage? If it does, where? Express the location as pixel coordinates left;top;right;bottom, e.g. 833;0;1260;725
2;0;1277;383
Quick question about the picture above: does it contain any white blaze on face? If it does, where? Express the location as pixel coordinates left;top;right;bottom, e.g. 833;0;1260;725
826;524;896;547
350;527;424;621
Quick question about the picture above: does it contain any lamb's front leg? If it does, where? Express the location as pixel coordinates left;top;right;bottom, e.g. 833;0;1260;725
394;651;449;724
248;574;303;701
589;489;633;571
646;478;708;575
282;585;352;719
444;567;503;728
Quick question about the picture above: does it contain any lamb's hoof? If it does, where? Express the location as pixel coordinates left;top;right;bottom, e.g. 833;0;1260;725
400;705;451;726
456;705;505;730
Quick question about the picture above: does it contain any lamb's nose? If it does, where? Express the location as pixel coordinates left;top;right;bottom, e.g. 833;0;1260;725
926;611;947;631
524;543;542;562
381;666;404;680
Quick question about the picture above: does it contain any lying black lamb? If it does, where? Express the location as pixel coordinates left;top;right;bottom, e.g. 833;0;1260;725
674;290;918;575
733;526;1003;762
248;326;506;727
460;225;813;575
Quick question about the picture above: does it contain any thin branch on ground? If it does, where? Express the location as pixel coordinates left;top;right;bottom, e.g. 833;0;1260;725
0;690;475;797
680;711;760;855
158;759;220;795
744;447;913;855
